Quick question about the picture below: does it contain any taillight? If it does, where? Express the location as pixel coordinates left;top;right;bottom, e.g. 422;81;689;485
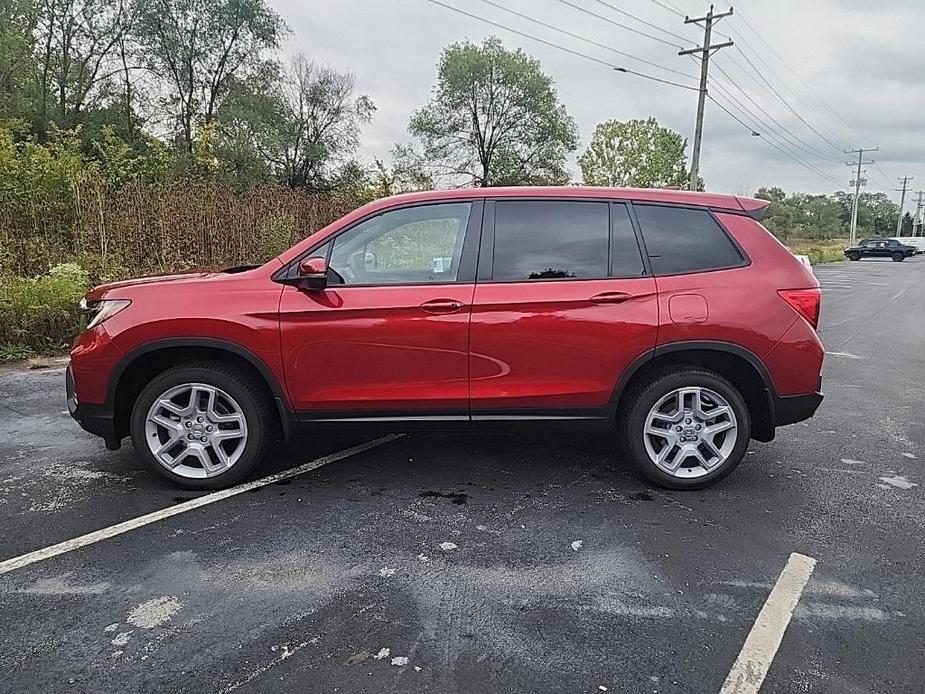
778;288;821;329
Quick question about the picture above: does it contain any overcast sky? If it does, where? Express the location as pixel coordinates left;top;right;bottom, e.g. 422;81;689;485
270;0;924;204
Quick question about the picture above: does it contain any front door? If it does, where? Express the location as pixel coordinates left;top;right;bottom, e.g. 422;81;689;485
468;199;658;417
279;201;481;417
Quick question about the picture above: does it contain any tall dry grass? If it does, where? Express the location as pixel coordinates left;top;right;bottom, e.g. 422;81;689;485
1;178;360;280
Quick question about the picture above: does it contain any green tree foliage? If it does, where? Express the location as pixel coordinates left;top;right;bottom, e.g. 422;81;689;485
33;0;131;135
579;117;689;188
405;37;579;187
132;0;286;153
0;0;41;124
756;187;901;240
216;56;375;192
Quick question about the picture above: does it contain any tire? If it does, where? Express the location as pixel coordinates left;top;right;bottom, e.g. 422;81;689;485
130;361;276;490
892;252;904;262
618;367;751;490
847;252;860;261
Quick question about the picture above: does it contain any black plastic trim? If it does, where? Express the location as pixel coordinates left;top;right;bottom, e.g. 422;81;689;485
773;391;823;426
609;340;777;408
68;365;119;443
297;407;614;431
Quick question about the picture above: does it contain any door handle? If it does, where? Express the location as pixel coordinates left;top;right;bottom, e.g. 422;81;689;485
419;298;466;314
589;292;632;305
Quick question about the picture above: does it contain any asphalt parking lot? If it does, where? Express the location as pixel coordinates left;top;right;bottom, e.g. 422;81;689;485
1;257;923;694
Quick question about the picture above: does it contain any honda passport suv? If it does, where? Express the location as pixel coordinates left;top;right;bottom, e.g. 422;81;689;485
67;187;824;490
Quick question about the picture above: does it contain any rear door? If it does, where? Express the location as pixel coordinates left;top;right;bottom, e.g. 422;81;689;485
468;198;657;417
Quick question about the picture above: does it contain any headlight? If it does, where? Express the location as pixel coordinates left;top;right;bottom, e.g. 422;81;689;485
79;298;131;331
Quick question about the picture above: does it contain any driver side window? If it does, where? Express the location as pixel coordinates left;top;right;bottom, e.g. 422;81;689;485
328;203;471;286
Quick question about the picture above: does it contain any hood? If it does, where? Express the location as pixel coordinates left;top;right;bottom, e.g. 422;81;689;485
86;270;217;300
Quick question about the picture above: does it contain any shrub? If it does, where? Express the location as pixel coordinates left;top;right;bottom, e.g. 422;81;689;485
0;263;91;353
787;239;846;265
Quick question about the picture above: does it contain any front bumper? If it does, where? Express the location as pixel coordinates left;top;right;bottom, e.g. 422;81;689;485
66;365;120;448
773;391;824;426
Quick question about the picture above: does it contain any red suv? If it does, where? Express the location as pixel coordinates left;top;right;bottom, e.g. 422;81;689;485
67;187;823;490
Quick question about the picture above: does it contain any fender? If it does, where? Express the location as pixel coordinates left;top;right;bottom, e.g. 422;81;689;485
109;337;294;442
610;340;777;404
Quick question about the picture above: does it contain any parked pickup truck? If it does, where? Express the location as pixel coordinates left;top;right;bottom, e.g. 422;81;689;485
844;238;916;261
892;237;925;254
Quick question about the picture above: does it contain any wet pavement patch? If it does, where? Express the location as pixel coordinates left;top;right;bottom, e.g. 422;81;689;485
418;490;470;505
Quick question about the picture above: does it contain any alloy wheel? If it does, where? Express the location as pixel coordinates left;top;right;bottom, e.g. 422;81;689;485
642;386;738;479
144;382;248;479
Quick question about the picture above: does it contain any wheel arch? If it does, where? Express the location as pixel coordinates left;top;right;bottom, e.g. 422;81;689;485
612;341;776;442
109;338;292;443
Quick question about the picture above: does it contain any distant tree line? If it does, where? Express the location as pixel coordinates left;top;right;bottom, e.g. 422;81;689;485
755;187;910;241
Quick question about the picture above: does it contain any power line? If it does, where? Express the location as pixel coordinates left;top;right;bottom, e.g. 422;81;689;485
708;78;843;168
727;44;846;153
705;94;759;135
705;58;845;163
735;9;859;137
648;0;686;19
707;93;843;187
552;0;685;49
719;22;848;147
872;162;893;187
588;0;694;44
422;0;699;90
474;0;697;79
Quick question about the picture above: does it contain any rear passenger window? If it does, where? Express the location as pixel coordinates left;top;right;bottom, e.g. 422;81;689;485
492;201;643;281
635;205;745;276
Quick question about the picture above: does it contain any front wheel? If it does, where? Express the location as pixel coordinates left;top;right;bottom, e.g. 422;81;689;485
847;252;861;261
130;362;275;489
619;368;751;490
892;252;904;262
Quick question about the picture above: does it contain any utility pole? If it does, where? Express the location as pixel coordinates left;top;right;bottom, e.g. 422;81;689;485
896;176;912;237
679;5;734;192
845;147;878;246
914;191;925;237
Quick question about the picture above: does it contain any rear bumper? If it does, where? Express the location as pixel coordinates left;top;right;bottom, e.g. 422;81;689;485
66;365;120;447
773;391;823;426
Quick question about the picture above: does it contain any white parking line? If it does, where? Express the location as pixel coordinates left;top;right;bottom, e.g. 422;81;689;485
0;434;404;576
719;552;817;694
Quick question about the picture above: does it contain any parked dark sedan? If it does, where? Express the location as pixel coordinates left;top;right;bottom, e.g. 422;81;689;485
845;238;916;261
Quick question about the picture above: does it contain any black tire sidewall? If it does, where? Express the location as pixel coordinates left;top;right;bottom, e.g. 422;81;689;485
130;365;269;490
848;252;860;261
622;370;751;490
892;252;903;262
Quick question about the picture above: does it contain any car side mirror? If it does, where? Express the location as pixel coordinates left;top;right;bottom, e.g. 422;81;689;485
298;256;328;290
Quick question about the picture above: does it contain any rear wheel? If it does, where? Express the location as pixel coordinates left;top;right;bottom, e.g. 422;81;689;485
130;362;275;489
892;252;904;262
847;251;861;261
619;368;751;490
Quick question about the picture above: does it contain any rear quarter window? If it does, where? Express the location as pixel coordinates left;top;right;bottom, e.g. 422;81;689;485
634;204;746;276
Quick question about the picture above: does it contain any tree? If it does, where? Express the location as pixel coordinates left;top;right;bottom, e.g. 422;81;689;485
216;56;375;191
32;0;130;136
405;37;578;187
132;0;286;153
579;117;689;188
0;0;41;124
